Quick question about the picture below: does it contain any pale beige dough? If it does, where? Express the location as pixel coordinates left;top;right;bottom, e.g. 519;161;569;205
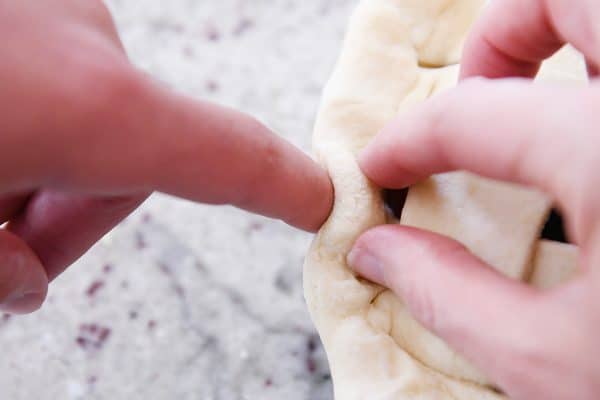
529;241;579;289
304;0;584;399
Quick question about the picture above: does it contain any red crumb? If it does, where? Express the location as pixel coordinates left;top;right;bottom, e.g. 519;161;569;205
206;80;219;92
86;280;105;298
233;18;254;36
76;324;111;351
206;26;221;41
306;358;317;373
135;231;147;250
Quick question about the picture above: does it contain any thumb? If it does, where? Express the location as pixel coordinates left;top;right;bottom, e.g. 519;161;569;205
0;230;48;314
347;225;546;390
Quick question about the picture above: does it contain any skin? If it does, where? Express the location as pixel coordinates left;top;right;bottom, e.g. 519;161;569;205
348;0;600;399
0;1;333;314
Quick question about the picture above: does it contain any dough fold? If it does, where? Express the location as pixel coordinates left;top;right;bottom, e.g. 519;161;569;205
304;1;583;398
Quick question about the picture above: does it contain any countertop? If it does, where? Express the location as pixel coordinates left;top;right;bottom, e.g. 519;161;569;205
0;1;354;399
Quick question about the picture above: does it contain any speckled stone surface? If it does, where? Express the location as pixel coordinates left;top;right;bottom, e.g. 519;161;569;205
0;1;355;399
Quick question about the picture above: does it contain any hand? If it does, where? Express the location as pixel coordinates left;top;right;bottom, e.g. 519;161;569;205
348;1;600;399
0;1;332;314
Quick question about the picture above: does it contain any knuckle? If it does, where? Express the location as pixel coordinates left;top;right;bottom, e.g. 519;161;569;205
421;95;451;137
223;116;280;209
69;63;144;130
419;91;462;165
246;120;280;174
51;61;147;178
259;135;283;175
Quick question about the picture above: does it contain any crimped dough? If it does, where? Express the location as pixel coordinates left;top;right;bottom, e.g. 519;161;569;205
304;1;584;399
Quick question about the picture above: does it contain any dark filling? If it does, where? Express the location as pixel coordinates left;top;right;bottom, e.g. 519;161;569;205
541;209;569;243
383;189;409;220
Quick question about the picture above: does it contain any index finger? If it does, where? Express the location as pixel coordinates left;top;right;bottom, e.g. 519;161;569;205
143;86;334;232
359;79;594;217
2;71;333;232
461;0;600;79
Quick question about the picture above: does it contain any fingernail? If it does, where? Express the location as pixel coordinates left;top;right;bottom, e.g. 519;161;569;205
0;291;44;314
347;247;385;285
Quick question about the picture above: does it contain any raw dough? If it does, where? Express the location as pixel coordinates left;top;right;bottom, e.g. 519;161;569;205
529;241;579;289
304;1;584;399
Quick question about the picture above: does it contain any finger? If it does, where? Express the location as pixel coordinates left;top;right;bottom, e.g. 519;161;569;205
461;0;600;79
359;79;592;217
38;74;332;232
0;230;48;314
72;0;127;53
347;225;567;397
0;49;332;231
8;191;146;281
347;225;534;370
586;58;600;78
0;192;31;224
130;83;334;232
145;96;333;232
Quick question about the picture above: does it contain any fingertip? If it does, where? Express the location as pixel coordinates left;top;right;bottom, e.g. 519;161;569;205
284;162;334;232
348;225;407;285
347;245;385;286
357;111;437;189
357;135;399;188
459;0;562;80
312;167;335;232
0;231;48;314
0;290;47;314
357;141;377;178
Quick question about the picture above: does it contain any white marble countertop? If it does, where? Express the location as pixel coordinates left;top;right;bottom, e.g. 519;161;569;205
0;1;355;399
